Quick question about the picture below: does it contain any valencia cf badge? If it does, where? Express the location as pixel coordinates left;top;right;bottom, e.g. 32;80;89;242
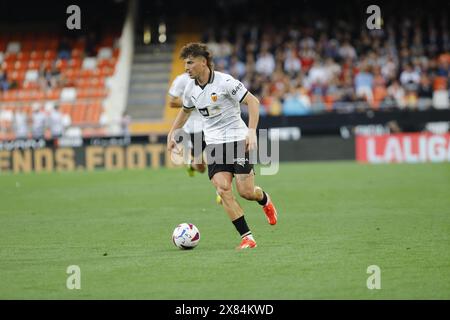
211;93;218;102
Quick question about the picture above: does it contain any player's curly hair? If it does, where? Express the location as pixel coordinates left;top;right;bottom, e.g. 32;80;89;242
180;42;214;70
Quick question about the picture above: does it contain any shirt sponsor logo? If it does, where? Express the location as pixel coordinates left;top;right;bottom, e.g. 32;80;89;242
234;157;247;167
231;83;243;95
198;107;210;117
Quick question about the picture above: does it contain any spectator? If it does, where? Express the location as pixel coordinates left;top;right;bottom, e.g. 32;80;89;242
0;70;9;91
31;105;47;139
284;48;302;76
57;36;72;60
400;63;421;91
255;46;275;77
306;60;328;87
381;55;398;82
417;75;433;110
13;109;28;139
338;40;357;61
354;66;374;103
283;86;312;116
121;112;131;138
387;80;406;109
229;55;246;80
48;105;65;138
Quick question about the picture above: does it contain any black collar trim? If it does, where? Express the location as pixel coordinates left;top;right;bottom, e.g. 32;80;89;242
195;69;214;89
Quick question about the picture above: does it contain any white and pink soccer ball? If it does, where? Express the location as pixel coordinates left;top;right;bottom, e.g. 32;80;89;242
172;223;200;249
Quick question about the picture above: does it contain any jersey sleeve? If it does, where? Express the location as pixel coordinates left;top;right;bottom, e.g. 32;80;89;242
224;75;249;103
168;75;185;98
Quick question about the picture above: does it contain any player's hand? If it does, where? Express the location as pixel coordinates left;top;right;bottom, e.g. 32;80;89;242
246;129;257;152
167;132;177;152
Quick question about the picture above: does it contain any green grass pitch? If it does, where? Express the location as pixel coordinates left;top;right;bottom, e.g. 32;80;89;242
1;161;449;299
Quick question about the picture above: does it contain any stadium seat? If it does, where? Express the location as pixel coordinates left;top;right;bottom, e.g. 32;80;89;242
60;87;77;102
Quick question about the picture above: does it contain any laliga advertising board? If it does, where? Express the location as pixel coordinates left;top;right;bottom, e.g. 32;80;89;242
356;133;450;164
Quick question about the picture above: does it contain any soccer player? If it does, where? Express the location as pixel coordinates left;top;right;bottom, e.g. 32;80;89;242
168;72;206;176
167;43;278;250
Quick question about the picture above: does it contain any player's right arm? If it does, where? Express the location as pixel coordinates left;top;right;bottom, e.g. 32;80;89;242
167;74;192;151
167;74;186;108
167;107;192;152
168;96;183;108
167;81;195;152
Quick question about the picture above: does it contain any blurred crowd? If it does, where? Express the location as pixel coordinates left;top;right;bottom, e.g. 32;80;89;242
202;12;450;116
0;103;71;140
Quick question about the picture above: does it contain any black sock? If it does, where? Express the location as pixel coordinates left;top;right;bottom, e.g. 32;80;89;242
232;215;251;238
257;191;268;206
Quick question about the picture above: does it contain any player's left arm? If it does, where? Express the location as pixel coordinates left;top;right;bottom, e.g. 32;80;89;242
242;92;260;151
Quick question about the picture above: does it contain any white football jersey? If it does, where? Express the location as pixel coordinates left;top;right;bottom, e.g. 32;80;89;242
168;73;203;134
182;71;249;145
48;110;64;136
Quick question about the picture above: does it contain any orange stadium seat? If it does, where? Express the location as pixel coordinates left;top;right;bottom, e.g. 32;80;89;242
14;61;27;71
55;59;67;70
22;81;39;90
44;50;57;60
71;48;83;59
45;89;61;100
3;90;18;102
99;66;114;77
79;69;94;78
30;51;44;60
27;60;40;69
17;52;31;62
60;103;72;115
4;53;17;63
9;70;26;83
69;58;82;69
113;48;120;58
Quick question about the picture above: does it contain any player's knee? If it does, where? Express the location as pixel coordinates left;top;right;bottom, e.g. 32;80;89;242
216;183;232;198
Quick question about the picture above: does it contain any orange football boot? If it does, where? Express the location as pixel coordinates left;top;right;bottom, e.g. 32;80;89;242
236;236;257;250
262;194;278;225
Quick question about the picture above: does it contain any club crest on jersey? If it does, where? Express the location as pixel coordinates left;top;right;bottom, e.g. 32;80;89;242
211;92;218;102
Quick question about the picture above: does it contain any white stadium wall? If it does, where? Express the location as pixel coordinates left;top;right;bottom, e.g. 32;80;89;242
102;0;136;135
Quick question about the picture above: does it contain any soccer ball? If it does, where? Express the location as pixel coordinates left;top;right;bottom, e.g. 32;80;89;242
172;223;200;249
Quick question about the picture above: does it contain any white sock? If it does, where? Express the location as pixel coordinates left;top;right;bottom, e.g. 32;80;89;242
242;232;254;241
